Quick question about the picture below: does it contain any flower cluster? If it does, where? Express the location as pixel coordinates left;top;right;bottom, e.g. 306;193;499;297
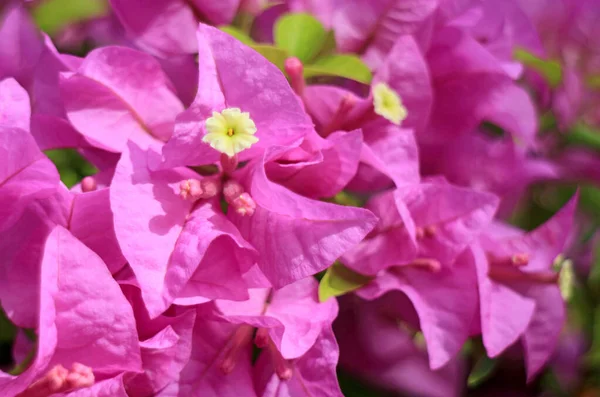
0;0;597;396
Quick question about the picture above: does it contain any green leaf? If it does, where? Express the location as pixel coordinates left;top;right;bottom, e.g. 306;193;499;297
45;148;98;188
32;0;109;36
313;30;337;59
514;48;562;88
0;307;16;343
250;45;289;72
585;306;600;368
219;26;256;45
467;355;497;388
587;74;600;89
304;54;373;84
318;262;373;302
566;122;600;152
588;241;600;297
580;185;600;222
330;191;366;207
274;13;327;63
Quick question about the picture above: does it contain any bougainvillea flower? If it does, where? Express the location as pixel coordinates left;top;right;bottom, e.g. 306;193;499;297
305;34;432;134
253;326;343;397
124;310;196;396
165;278;339;395
110;0;241;57
336;296;465;397
0;226;142;396
111;142;258;317
215;277;338;360
420;131;558;209
121;24;376;290
0;180;127;328
423;25;537;149
265;129;363;199
344;181;499;275
475;194;577;380
160;23;315;168
438;0;543;78
60;45;184;153
165;310;257;396
354;247;480;370
330;0;439;68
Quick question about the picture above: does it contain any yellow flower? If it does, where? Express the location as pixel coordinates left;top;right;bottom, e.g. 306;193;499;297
203;108;258;157
373;82;408;125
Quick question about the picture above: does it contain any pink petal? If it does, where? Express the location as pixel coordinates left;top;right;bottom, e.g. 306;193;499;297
42;226;142;373
0;126;59;231
232;155;377;287
112;143;254;317
523;286;565;381
473;243;536;358
254;326;343;397
125;311;196;395
110;0;198;56
61;46;183;152
358;248;479;369
69;188;127;274
397;182;499;265
374;35;433;132
333;0;439;68
161;24;313;168
0;78;30;130
266;278;338;359
267;130;363;199
176;316;257;396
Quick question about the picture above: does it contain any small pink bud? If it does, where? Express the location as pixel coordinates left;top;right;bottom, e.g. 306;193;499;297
179;179;203;200
17;363;94;397
254;327;270;348
219;325;254;375
511;253;530;267
407;258;441;273
487;252;530;268
199;178;221;199
424;225;437;238
415;227;424;240
285;57;305;96
81;176;97;192
265;338;293;380
232;193;257;216
223;180;245;204
220;153;239;175
65;363;94;390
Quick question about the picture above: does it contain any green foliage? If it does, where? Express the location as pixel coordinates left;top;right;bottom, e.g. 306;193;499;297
219;26;256;45
567;122;600;152
468;355;498;388
32;0;109;35
220;13;373;84
304;54;373;85
0;307;16;343
514;48;562;88
250;45;289;72
274;13;328;63
45;149;97;188
318;262;373;302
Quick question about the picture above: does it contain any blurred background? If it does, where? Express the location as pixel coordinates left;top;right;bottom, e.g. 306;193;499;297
1;0;600;396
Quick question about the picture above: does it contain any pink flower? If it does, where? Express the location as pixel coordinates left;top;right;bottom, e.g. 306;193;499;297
475;194;577;380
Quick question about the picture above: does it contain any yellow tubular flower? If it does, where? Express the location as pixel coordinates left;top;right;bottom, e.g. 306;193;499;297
372;82;408;126
203;108;259;157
